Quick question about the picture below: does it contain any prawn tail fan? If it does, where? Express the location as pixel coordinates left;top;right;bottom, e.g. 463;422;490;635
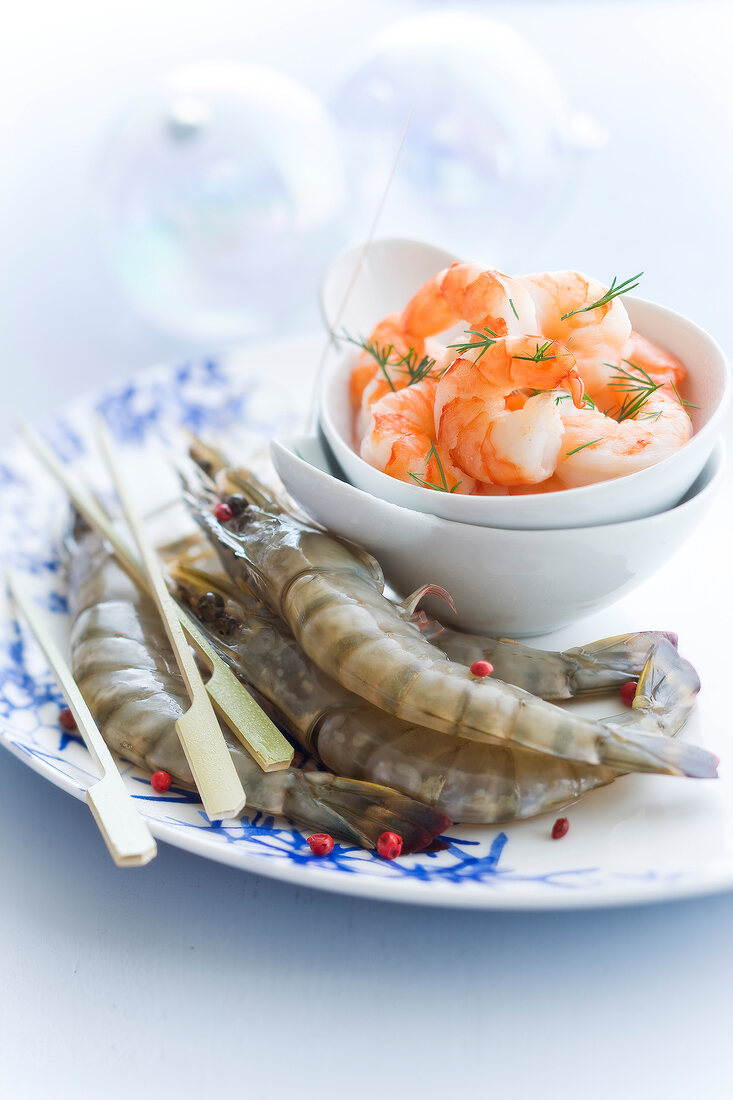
600;728;718;779
284;771;451;854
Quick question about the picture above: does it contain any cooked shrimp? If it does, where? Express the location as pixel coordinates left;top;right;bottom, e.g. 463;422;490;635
66;518;449;852
349;313;428;408
521;270;632;357
555;384;692;488
584;332;689;414
349;263;538;425
402;262;538;340
434;337;585;486
360;378;477;493
174;557;699;823
183;455;717;780
520;270;633;400
623;330;686;384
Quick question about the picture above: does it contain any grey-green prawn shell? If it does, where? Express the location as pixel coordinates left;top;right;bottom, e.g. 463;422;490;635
418;621;684;702
66;525;449;852
177;580;696;825
189;494;716;781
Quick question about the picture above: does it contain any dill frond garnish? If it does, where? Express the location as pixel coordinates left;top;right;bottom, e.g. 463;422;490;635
512;340;558;364
408;443;461;493
566;438;603;457
340;330;397;391
561;273;643;321
607;359;663;422
447;327;500;362
393;347;441;386
670;381;700;414
339;329;442;390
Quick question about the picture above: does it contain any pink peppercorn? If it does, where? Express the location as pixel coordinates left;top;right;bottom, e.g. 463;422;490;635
307;833;334;856
620;681;638;707
470;660;494;678
377;831;403;860
552;817;569;840
150;770;172;793
214;501;233;523
59;706;77;732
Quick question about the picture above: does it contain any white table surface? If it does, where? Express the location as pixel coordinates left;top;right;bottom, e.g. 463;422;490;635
1;3;733;1098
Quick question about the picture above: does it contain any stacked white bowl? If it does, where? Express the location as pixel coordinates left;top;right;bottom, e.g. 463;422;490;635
272;240;730;636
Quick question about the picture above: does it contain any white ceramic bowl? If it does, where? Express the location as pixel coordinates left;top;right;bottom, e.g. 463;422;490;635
271;433;724;637
319;240;730;530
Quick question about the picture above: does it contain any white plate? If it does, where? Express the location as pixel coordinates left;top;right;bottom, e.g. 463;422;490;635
1;335;731;910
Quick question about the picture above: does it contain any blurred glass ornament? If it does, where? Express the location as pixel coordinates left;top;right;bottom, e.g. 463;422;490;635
330;13;605;265
95;63;346;341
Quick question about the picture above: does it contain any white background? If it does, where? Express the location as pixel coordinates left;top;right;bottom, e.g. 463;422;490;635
1;2;733;1098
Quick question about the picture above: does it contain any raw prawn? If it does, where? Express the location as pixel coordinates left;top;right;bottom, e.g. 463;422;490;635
174;564;699;824
183;456;716;780
66;519;449;852
410;604;688;701
434;337;584;486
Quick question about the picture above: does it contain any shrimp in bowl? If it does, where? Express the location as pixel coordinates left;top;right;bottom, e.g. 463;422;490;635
329;258;724;520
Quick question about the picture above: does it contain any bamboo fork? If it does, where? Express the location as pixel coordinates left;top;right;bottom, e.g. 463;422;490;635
94;418;247;821
18;420;293;773
8;572;157;867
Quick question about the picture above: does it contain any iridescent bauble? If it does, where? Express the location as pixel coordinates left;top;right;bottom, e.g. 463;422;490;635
330;13;602;265
96;63;346;341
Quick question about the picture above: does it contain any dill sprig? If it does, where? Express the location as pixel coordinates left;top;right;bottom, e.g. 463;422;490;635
340;330;397;392
393;347;441;386
408;443;461;493
561;273;643;321
512;340;558;364
566;438;603;457
509;298;520;321
670;381;700;414
527;389;595;408
447;327;499;362
339;329;440;390
607;359;662;422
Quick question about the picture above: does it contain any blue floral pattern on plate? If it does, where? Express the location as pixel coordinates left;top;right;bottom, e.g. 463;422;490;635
0;346;706;908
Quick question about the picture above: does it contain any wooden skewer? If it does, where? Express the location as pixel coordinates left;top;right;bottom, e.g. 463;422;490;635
18;421;293;773
8;572;157;867
95;418;247;821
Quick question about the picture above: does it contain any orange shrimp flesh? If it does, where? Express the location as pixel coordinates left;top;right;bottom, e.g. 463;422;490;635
434;336;584;487
361;379;475;493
